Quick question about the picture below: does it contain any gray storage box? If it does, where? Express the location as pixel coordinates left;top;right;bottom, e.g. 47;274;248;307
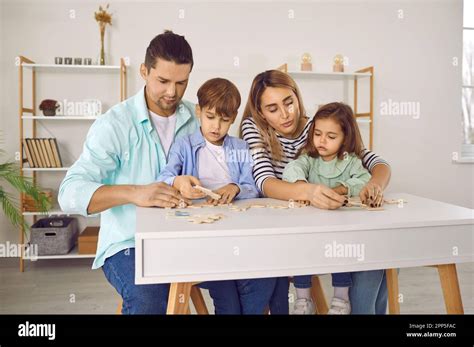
30;217;79;255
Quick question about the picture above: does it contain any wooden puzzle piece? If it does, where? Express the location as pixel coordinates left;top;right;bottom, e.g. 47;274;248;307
194;185;221;200
187;213;225;224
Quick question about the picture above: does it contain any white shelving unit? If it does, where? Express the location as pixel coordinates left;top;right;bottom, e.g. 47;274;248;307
18;56;128;271
22;115;99;121
278;63;375;149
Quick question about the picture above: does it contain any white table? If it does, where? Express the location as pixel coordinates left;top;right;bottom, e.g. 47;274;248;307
135;193;473;314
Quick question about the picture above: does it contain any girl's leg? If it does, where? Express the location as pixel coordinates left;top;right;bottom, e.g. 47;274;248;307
235;278;277;314
332;272;352;301
293;275;313;299
198;280;242;314
293;275;314;314
349;270;387;314
269;277;290;314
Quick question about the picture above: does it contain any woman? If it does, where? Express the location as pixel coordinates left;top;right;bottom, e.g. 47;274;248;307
239;70;391;314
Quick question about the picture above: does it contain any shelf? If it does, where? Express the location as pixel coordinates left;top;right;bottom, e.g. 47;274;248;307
288;70;372;79
22;167;70;172
22;115;99;120
22;63;121;70
356;118;371;124
24;245;95;260
22;204;100;218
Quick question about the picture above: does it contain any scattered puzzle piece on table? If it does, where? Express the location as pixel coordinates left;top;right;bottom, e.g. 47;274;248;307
187;213;225;224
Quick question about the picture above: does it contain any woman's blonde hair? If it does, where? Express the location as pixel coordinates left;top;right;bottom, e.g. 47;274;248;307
239;70;307;162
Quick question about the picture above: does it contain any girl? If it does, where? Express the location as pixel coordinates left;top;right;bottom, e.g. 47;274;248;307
282;102;372;314
239;70;391;315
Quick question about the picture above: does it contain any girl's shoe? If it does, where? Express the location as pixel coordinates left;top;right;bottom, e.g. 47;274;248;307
293;298;315;314
327;297;351;314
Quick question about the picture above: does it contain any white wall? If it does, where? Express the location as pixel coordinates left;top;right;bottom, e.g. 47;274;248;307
1;0;472;245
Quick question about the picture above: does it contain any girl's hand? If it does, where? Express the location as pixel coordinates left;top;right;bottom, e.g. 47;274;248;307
207;184;240;205
173;175;207;200
305;183;346;210
359;181;384;207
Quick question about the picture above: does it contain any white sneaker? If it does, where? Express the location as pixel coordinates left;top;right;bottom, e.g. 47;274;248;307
293;298;315;315
327;297;351;314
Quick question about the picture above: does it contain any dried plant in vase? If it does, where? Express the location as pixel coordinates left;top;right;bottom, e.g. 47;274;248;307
94;4;112;65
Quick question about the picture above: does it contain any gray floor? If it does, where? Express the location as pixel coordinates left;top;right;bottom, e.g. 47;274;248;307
0;258;472;314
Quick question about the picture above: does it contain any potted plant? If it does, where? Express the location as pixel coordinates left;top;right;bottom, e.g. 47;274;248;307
39;99;59;117
0;143;50;232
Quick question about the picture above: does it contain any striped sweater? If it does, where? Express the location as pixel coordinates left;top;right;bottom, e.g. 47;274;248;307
240;117;389;193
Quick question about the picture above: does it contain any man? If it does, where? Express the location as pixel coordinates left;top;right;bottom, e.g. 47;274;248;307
59;31;275;314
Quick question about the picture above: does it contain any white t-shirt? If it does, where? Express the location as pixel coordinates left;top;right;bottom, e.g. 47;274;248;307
149;110;177;156
198;140;233;190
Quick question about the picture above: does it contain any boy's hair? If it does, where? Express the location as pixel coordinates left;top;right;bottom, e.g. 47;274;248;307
298;102;364;160
144;30;193;71
197;78;241;119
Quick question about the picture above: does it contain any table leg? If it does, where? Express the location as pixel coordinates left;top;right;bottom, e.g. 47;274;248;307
167;282;193;314
311;276;328;314
190;285;209;314
386;268;400;314
437;264;464;314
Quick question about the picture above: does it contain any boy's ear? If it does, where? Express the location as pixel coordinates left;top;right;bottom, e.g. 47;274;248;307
195;105;201;117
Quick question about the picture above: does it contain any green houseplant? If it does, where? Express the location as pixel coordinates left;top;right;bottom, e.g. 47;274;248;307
0;146;50;231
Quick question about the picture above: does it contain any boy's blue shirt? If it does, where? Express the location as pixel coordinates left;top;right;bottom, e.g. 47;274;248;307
158;129;259;199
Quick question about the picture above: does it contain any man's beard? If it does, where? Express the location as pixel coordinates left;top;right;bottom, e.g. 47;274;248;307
156;97;178;111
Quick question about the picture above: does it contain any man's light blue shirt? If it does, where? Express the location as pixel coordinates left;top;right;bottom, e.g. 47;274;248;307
58;87;199;269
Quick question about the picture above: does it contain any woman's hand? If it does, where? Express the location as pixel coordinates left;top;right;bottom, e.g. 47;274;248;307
173;175;207;200
305;183;346;210
359;181;384;207
207;184;240;205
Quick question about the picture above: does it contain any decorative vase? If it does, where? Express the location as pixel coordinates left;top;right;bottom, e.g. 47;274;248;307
99;23;106;65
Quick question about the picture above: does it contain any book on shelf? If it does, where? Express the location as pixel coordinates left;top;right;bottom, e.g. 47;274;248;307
23;138;63;168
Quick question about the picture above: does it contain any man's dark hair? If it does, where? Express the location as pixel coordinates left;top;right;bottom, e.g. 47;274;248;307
144;30;193;71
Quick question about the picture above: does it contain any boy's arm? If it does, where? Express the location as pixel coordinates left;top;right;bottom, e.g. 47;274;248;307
157;140;185;186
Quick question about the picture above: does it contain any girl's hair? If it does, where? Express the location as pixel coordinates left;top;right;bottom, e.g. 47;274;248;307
238;70;307;162
298;102;364;160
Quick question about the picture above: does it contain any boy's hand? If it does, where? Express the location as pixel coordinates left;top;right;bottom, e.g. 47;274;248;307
207;184;240;205
173;175;207;200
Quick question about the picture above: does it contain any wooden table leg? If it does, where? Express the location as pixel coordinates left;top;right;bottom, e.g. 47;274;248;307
386;268;400;314
437;264;464;314
167;282;193;314
190;285;209;314
311;276;328;314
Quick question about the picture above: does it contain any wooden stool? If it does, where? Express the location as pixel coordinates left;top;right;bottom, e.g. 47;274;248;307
116;284;209;314
386;264;464;314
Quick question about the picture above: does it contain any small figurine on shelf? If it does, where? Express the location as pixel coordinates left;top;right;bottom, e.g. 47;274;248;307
39;99;59;117
333;54;345;72
301;52;313;71
94;4;112;65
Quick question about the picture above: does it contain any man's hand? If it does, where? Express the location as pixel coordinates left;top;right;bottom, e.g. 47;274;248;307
207;184;240;205
173;175;207;200
131;182;190;208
